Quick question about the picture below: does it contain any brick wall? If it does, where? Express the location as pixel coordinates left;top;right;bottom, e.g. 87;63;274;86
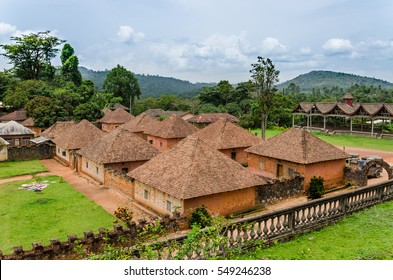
104;168;135;198
219;148;249;165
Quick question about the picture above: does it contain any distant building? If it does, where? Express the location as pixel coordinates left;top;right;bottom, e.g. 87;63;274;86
0;121;35;147
41;121;76;141
99;108;135;132
187;113;239;128
144;109;194;120
128;136;267;216
20;117;44;136
144;115;198;152
246;128;348;189
119;113;161;140
0;109;27;123
77;128;159;183
192;118;261;165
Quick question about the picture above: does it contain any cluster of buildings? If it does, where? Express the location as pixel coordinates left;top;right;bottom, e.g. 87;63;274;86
1;106;355;217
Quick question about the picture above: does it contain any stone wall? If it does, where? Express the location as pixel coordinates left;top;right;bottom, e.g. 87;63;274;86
344;167;367;187
8;144;54;160
255;175;304;206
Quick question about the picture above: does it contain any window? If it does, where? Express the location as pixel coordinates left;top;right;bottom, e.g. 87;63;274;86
121;168;129;174
259;160;265;171
149;140;153;144
160;142;162;147
86;162;89;168
62;151;66;157
166;200;172;212
96;167;99;174
288;168;296;176
58;148;60;153
15;139;20;146
231;149;237;160
144;189;149;199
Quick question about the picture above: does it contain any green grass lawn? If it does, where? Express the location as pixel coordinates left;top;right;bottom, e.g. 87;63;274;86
238;200;393;260
0;160;48;179
252;128;393;151
0;176;116;254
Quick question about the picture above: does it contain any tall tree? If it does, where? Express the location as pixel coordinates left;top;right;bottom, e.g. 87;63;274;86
0;31;65;80
102;65;141;114
60;43;82;85
250;57;280;139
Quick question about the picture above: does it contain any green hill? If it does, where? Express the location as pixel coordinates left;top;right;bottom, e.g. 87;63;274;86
79;66;215;97
277;70;393;93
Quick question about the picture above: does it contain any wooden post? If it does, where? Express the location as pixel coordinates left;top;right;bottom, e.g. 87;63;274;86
292;115;295;127
371;118;374;136
350;118;353;135
323;116;326;129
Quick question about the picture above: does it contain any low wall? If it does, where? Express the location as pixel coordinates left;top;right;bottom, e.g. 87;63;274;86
344;167;367;187
104;168;135;198
255;175;304;206
8;144;54;161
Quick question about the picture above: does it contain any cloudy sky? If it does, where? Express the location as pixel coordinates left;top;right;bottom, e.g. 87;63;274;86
1;0;393;84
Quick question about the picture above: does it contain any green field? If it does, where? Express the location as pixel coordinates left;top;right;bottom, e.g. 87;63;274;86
252;128;393;151
0;176;116;254
0;160;48;179
238;200;393;260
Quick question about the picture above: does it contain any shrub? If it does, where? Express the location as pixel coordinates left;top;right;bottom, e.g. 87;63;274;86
308;176;325;199
189;205;212;228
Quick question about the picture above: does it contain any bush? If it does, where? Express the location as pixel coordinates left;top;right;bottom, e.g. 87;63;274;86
308;176;325;199
189;205;212;228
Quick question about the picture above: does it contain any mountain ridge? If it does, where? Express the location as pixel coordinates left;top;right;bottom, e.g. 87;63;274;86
277;70;393;92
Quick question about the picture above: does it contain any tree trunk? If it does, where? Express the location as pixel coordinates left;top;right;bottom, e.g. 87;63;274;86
261;112;268;140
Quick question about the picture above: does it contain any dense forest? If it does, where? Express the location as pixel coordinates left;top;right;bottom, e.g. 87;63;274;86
1;31;393;132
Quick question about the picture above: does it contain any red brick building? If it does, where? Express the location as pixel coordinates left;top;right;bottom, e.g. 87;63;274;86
99;108;134;132
128;136;267;216
77;128;159;183
192;118;261;165
246;128;349;189
120;113;160;140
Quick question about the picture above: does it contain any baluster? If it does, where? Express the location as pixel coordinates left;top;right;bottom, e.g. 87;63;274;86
323;203;328;217
250;223;256;240
282;214;288;230
269;217;276;235
228;226;235;246
276;216;282;232
295;210;301;225
312;206;318;220
236;225;242;243
301;209;306;224
307;207;312;221
257;221;262;239
317;205;322;218
263;220;269;236
243;226;249;241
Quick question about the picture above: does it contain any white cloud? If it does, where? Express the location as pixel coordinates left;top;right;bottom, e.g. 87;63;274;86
0;22;17;35
261;37;287;55
116;25;145;43
322;38;353;54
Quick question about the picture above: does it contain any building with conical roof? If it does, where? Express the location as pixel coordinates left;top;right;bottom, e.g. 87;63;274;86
0;109;27;123
245;128;349;188
77;128;159;183
41;121;76;141
187;113;239;128
192;118;261;164
53;119;106;168
20;117;44;136
144;115;198;152
128;136;267;216
119;113;161;140
99;108;135;132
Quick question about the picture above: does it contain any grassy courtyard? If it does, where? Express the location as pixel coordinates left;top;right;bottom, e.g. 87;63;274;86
252;128;393;151
0;160;48;179
0;176;115;254
238;200;393;260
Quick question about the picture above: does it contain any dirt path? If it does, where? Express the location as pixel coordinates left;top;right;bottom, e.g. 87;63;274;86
0;172;54;186
37;159;152;221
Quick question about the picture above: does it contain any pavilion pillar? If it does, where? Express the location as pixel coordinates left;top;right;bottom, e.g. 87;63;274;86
292;115;295;127
306;115;309;128
361;117;363;131
323;116;326;129
371;118;374;136
350;118;353;135
310;115;312;128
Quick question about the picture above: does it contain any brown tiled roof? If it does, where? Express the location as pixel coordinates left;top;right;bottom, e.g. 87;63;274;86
119;113;160;133
361;103;384;116
384;104;393;115
144;108;166;117
187;113;239;124
291;102;314;114
0;110;27;122
161;111;191;117
20;117;35;127
342;93;353;99
53;119;106;150
245;128;348;164
99;108;134;124
192;118;261;150
77;128;159;164
0;121;35;136
41;121;76;140
145;115;198;139
128;136;267;199
314;102;336;114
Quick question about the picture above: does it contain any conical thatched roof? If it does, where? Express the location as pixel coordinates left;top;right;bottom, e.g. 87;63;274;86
0;110;27;122
99;108;134;124
53;119;106;150
128;136;267;199
245;128;348;164
0;121;35;136
192;118;261;150
187;113;239;124
144;115;198;139
119;113;160;134
77;128;159;164
20;117;35;127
